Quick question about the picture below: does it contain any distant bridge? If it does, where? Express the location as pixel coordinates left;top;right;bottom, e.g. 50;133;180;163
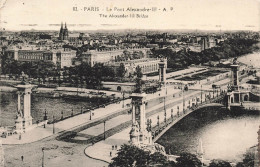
151;94;226;142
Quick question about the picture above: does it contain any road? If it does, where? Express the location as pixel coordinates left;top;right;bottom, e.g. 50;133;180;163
2;71;240;167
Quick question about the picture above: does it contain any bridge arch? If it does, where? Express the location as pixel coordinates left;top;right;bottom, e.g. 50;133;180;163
152;103;225;142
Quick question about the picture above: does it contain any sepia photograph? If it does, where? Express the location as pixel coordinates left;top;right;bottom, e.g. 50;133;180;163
0;0;260;166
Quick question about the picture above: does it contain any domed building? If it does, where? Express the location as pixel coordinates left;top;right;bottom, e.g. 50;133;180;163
59;22;69;40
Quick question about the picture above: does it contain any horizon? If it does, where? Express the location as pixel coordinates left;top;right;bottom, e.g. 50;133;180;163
1;27;259;33
1;0;259;32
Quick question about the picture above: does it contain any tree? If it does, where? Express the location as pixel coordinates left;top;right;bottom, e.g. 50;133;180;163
148;152;168;166
176;153;202;167
109;144;150;167
109;144;171;167
237;150;255;167
209;159;232;167
117;63;126;78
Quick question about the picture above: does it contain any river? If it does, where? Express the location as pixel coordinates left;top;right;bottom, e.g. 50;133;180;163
157;107;260;163
237;51;260;68
157;51;260;163
0;93;101;127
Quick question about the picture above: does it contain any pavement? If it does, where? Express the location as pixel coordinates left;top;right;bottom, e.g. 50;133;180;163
1;98;131;145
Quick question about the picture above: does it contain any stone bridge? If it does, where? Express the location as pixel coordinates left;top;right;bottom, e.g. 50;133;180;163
151;94;226;142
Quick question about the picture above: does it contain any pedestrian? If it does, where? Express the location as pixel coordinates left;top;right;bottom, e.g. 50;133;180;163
115;145;117;150
112;145;114;150
110;151;112;157
21;155;24;161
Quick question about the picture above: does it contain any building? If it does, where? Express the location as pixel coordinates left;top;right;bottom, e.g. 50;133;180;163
109;58;161;77
59;22;69;40
80;47;150;67
55;48;77;69
4;49;54;62
200;37;209;51
4;48;76;69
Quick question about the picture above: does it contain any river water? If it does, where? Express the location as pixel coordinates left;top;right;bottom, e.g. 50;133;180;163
237;51;260;68
157;108;260;163
157;51;260;163
0;93;99;127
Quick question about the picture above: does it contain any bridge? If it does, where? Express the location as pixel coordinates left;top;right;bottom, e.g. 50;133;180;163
151;94;225;142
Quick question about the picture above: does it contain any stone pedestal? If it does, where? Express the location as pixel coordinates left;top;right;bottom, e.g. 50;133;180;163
158;58;167;85
130;93;153;146
15;84;35;133
231;64;239;91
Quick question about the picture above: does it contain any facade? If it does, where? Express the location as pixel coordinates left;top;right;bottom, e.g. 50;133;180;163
110;58;161;77
200;37;209;51
200;36;217;51
81;47;150;67
5;49;54;62
4;48;76;69
56;48;77;69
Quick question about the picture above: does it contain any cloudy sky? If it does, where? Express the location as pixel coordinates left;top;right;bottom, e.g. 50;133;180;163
0;0;259;31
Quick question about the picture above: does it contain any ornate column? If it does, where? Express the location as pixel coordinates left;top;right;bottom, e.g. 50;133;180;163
129;93;153;146
158;58;167;85
15;84;35;133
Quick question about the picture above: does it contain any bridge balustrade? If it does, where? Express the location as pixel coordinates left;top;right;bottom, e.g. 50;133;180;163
151;94;226;140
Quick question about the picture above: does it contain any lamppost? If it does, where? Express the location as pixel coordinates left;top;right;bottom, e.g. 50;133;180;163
43;109;48;128
164;110;167;124
171;109;173;121
103;121;106;140
71;108;74;117
182;83;185;113
157;115;160;130
121;91;125;108
53;115;55;134
200;84;202;103
164;96;166;119
42;147;45;167
61;111;63;120
89;109;92;120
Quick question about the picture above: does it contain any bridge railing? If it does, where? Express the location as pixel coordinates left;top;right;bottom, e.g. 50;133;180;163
151;93;226;139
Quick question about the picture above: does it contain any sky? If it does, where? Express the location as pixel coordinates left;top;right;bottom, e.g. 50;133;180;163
0;0;260;31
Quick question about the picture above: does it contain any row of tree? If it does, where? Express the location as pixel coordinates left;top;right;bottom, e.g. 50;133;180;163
1;59;57;83
62;62;127;89
1;54;145;91
151;38;259;69
109;144;256;167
